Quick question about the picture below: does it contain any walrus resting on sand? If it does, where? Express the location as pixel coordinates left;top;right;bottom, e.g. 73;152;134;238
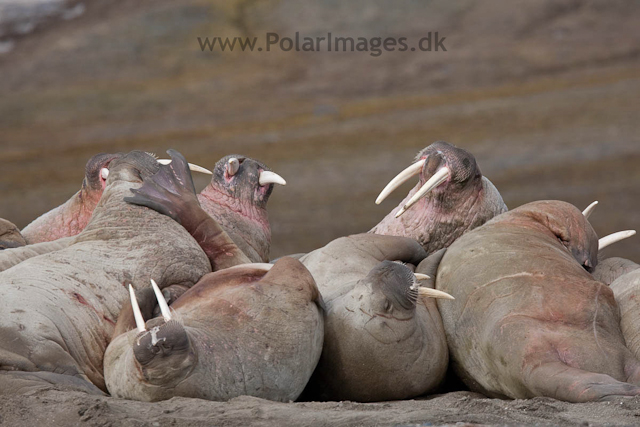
436;200;640;402
0;151;213;395
104;258;323;403
299;234;453;402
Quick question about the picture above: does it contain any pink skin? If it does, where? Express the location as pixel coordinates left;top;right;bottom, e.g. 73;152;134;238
21;153;121;244
371;141;507;255
196;155;274;263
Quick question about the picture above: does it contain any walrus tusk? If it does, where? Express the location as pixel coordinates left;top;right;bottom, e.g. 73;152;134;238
418;287;455;300
414;273;431;281
150;279;172;322
223;263;274;272
100;168;109;180
227;157;240;176
396;166;451;218
375;159;426;205
598;230;636;251
157;159;213;175
259;171;287;186
129;285;146;333
583;201;598;219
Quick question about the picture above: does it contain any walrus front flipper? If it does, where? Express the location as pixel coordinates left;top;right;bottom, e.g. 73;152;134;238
0;371;106;396
125;149;251;270
525;361;640;402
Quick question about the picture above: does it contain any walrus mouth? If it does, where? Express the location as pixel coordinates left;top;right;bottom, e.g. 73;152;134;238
410;273;455;300
375;158;452;218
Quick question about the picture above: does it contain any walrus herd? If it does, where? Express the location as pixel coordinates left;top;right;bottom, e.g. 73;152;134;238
1;141;639;405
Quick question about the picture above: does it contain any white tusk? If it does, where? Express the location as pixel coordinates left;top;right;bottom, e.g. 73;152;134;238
223;263;274;273
598;230;636;251
100;168;109;180
259;170;286;186
128;285;146;333
375;159;426;205
418;287;455;300
395;167;451;218
583;201;598;219
227;157;240;176
150;279;172;322
414;273;431;281
157;159;213;175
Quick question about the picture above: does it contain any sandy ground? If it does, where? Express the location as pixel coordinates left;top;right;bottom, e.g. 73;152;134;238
3;389;640;427
1;1;640;425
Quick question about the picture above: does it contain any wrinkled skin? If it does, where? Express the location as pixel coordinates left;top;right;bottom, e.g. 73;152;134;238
104;258;324;402
0;151;210;395
125;150;253;273
437;200;640;402
21;153;122;244
299;234;449;402
0;218;26;249
602;260;640;361
372;141;507;255
593;257;640;286
197;155;277;262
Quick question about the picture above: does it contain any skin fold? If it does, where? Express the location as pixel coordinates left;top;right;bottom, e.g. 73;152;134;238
298;234;449;402
436;200;640;402
372;141;507;255
603;260;640;361
0;151;211;395
104;258;324;402
21;153;122;244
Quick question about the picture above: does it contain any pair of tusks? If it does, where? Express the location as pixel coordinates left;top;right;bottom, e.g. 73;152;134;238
375;158;451;219
225;157;287;186
129;264;274;333
99;159;214;182
412;273;455;300
129;280;172;333
582;201;637;251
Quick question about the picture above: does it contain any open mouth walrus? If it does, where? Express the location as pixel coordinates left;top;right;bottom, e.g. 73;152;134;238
436;200;640;402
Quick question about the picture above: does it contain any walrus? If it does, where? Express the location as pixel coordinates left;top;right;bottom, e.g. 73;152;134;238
19;152;212;246
0;151;219;395
104;257;324;403
298;234;453;402
436;200;640;402
0;218;27;249
20;153;123;244
197;155;286;262
372;141;507;254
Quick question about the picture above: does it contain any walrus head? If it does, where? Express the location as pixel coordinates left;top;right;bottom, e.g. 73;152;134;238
197;155;286;262
309;250;452;402
372;141;507;254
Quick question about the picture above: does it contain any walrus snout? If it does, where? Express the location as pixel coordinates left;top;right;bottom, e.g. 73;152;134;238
133;320;191;367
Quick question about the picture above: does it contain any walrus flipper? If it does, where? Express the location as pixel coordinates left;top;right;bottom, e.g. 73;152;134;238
525;361;640;402
125;149;251;270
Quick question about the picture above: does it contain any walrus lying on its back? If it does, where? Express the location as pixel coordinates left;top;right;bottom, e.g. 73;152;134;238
104;258;324;402
437;200;640;402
